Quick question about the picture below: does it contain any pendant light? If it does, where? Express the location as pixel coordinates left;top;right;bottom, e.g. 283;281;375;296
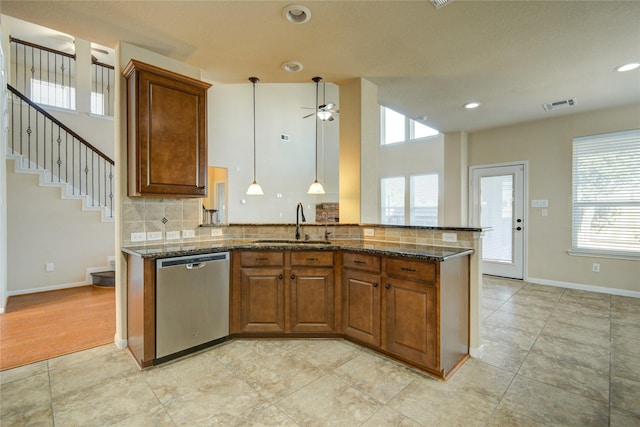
246;77;264;195
308;77;326;194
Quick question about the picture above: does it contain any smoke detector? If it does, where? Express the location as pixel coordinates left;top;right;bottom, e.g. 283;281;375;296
543;98;576;111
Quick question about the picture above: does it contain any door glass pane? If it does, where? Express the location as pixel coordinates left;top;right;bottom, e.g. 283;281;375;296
381;177;405;224
481;175;513;263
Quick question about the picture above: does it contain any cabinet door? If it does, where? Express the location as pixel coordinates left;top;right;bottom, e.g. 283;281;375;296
385;278;438;369
290;268;334;332
239;268;285;332
342;269;380;346
126;60;209;197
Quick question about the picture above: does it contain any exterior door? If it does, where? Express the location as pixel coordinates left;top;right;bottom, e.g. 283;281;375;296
470;163;525;279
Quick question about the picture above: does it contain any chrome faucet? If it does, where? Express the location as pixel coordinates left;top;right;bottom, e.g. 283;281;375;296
295;202;306;240
322;211;331;241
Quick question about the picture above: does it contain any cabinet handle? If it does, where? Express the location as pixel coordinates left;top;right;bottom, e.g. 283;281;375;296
373;283;378;288
385;283;391;290
354;260;367;265
291;274;296;280
278;274;283;280
400;267;417;273
255;257;269;261
306;257;319;261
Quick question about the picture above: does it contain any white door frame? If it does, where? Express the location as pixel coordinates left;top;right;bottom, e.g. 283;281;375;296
469;161;528;280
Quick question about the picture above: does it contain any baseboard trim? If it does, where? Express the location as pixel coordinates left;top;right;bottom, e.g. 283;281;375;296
114;333;127;350
469;345;485;359
526;276;640;298
6;280;90;297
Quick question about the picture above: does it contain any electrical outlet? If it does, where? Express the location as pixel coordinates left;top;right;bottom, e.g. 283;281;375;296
45;262;54;272
166;231;180;240
108;256;116;270
364;228;375;237
147;231;162;241
592;263;600;273
442;232;458;243
131;232;146;242
211;228;223;237
182;230;196;239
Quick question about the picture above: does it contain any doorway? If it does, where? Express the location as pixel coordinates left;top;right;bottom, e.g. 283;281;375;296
470;163;526;279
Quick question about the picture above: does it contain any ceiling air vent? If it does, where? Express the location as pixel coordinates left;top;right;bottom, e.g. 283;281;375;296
543;98;576;111
430;0;454;8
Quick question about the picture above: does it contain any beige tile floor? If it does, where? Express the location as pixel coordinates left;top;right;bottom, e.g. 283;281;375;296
1;277;639;426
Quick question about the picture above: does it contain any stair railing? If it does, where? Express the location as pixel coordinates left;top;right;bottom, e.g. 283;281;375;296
9;36;76;110
7;84;115;219
91;57;115;117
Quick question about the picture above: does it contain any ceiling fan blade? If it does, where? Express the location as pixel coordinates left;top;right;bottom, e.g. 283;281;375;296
301;106;316;110
302;113;315;119
324;103;335;110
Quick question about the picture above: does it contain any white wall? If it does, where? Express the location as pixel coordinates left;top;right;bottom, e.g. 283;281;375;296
209;82;339;223
6;159;115;294
1;21;8;312
468;104;640;293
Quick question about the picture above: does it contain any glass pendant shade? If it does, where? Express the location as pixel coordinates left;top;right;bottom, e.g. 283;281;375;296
307;179;325;194
247;180;264;195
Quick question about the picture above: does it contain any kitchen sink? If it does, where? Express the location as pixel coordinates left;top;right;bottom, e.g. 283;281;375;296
251;239;331;245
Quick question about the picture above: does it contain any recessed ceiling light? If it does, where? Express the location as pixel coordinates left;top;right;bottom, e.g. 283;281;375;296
282;61;304;72
464;101;481;109
614;62;640;72
282;4;311;24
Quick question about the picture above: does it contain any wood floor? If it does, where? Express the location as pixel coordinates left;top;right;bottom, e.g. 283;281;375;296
0;285;115;371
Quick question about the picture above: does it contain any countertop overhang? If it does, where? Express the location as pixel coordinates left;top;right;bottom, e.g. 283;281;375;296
122;239;474;262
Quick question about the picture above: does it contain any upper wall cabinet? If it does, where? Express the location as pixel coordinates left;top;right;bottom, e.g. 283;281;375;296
123;60;212;197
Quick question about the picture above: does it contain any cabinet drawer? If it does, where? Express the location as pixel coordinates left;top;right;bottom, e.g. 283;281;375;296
240;251;284;267
343;252;381;273
386;257;436;284
290;251;334;267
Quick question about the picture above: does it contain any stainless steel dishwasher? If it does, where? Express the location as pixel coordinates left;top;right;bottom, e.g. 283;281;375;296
155;252;229;361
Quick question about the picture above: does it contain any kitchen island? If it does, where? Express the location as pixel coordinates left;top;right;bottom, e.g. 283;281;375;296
124;235;475;380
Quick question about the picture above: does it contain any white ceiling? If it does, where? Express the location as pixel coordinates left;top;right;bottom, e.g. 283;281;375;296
2;1;639;133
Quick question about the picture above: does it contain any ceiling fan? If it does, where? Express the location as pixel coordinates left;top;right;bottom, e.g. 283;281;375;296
302;76;339;121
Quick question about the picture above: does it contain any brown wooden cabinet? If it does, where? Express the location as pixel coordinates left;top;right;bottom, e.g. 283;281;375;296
290;251;335;332
123;59;211;197
342;252;381;346
237;251;285;333
384;258;438;369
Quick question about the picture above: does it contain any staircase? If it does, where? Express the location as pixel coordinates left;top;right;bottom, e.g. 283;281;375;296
6;84;115;222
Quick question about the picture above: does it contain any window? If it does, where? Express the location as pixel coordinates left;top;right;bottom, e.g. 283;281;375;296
411;174;439;226
572;129;640;257
31;79;76;110
381;106;439;145
91;92;104;115
382;174;439;225
381;176;405;224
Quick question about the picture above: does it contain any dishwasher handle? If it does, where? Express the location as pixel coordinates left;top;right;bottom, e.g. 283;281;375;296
186;262;206;270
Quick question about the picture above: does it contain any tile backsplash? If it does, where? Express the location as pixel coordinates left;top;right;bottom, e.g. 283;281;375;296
121;197;203;245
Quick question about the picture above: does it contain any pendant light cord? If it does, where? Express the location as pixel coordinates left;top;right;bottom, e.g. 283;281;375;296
249;77;259;182
315;78;319;181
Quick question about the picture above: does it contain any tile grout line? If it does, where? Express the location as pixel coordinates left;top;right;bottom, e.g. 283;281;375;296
608;293;612;427
483;280;566;426
47;360;56;427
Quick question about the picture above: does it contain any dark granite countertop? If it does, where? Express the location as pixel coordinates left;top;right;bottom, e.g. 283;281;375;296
122;239;474;262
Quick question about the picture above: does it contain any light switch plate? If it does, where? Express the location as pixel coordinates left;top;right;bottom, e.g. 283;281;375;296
131;232;146;242
166;231;180;240
182;230;196;239
532;199;548;208
442;232;458;243
364;228;375;237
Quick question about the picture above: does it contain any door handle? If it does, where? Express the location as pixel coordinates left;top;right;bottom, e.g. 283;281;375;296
513;227;522;231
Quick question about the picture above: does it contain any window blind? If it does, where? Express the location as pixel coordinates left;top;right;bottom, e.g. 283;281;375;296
572;129;640;257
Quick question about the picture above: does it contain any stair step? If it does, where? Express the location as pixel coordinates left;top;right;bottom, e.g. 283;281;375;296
91;271;115;287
